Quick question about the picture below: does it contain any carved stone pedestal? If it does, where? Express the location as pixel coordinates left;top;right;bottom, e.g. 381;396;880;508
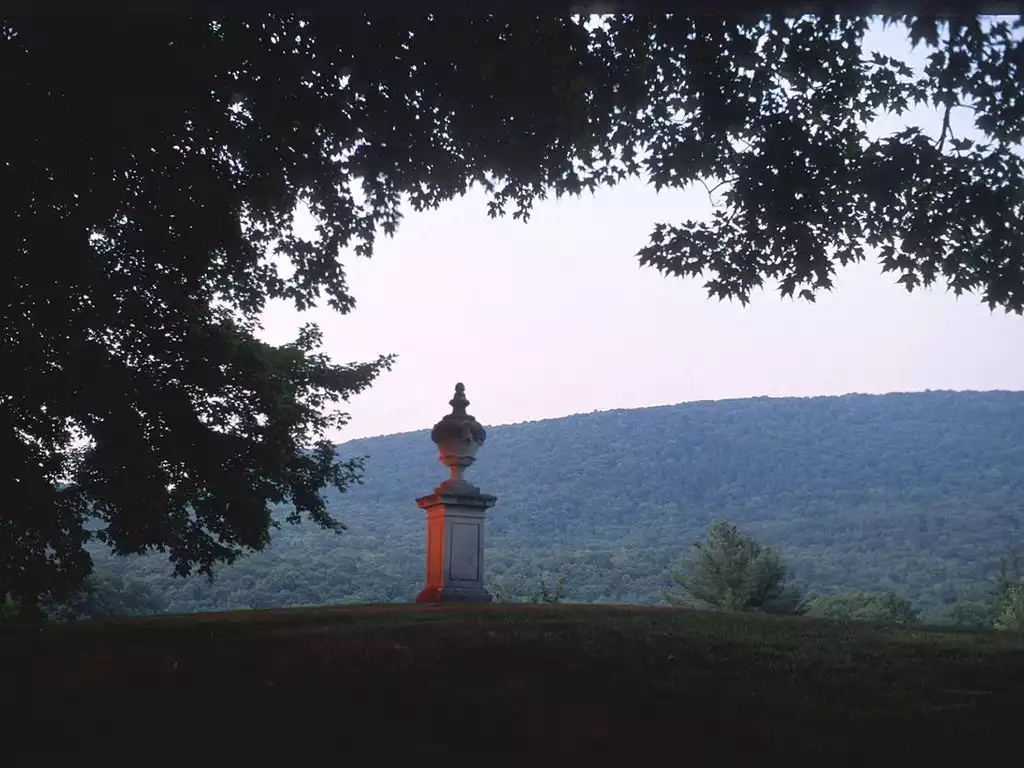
415;383;498;604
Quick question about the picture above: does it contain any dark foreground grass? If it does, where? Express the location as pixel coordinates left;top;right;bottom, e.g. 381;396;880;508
9;604;1024;762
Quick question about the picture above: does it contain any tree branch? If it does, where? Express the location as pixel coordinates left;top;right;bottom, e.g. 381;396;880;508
938;101;952;153
697;176;737;207
936;21;960;154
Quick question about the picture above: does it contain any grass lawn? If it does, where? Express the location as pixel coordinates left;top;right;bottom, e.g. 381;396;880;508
10;604;1024;761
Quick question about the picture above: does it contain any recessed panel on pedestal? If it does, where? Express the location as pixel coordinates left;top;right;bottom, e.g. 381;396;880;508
450;522;480;582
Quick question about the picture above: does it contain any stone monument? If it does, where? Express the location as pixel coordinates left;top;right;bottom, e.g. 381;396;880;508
415;382;498;603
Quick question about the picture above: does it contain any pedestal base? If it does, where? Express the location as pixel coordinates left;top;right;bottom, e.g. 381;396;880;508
416;491;497;604
415;584;493;603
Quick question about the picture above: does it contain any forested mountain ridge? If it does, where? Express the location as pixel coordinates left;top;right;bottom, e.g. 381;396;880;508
91;391;1024;620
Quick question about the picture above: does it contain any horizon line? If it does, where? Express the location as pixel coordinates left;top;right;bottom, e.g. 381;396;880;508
335;387;1024;445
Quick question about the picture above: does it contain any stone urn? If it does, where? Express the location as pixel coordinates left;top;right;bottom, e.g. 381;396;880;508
430;382;487;495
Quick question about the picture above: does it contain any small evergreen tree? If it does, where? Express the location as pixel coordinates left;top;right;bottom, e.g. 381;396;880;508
667;520;804;614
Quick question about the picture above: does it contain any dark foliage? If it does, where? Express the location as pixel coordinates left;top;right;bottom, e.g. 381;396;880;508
633;15;1024;311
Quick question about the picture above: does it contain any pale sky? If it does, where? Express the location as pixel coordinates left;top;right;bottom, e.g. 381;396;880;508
258;20;1024;443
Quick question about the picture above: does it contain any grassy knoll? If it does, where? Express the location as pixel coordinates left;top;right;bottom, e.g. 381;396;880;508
10;604;1024;761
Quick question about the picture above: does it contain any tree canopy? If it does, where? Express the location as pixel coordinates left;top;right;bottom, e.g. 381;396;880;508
2;14;1022;613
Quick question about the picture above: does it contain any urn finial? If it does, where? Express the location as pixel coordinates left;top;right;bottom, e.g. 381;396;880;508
430;383;487;494
450;382;469;416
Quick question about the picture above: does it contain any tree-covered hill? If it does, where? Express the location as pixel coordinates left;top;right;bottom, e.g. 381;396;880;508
91;391;1024;620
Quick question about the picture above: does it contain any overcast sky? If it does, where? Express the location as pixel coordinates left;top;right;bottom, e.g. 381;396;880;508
258;19;1024;443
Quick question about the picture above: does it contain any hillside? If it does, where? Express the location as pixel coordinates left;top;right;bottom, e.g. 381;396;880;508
91;390;1024;619
15;605;1024;760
